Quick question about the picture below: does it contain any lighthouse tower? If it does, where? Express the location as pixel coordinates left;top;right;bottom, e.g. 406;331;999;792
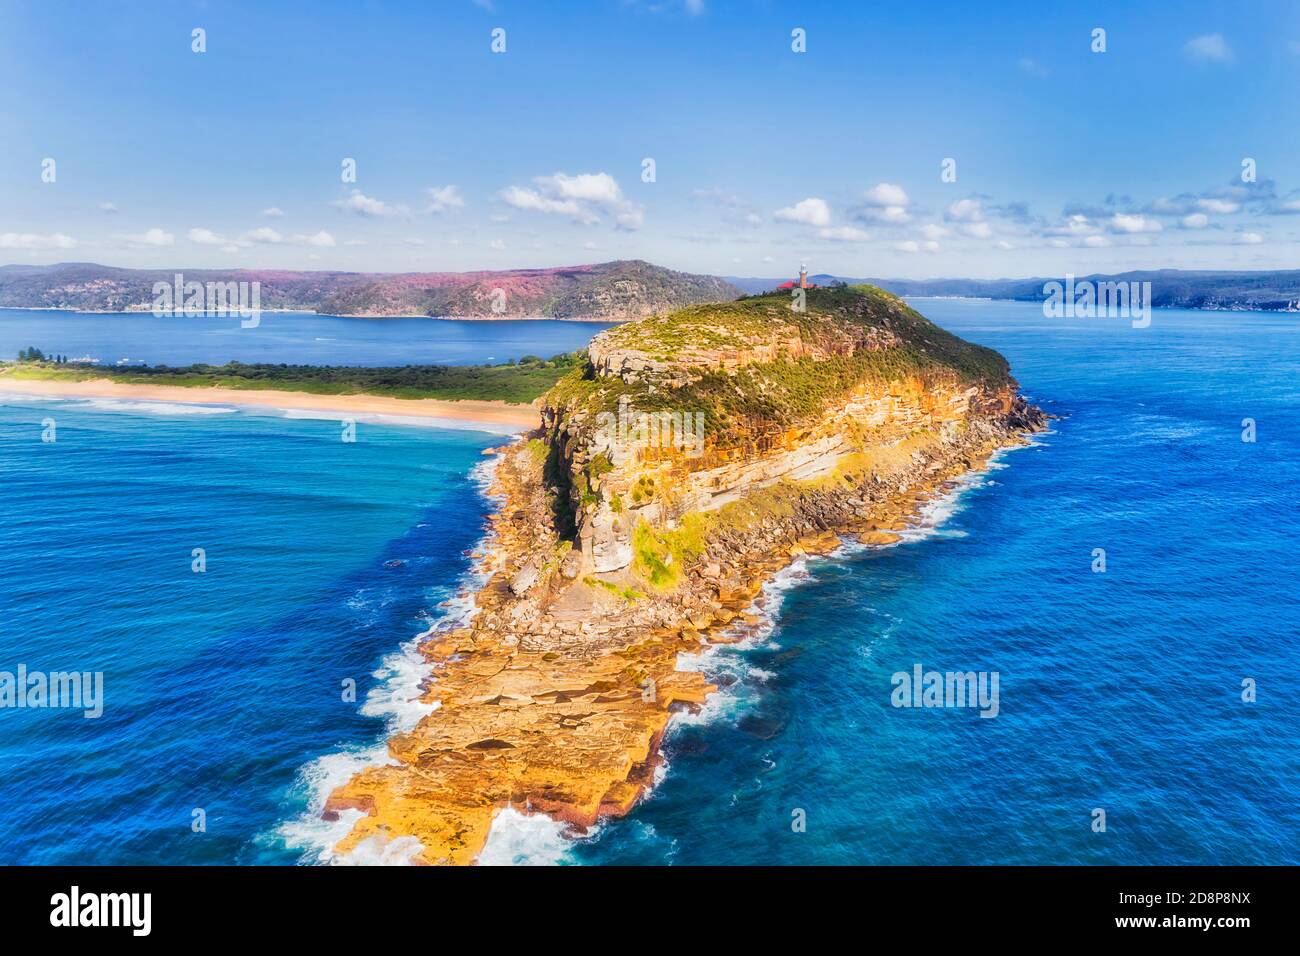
798;263;808;289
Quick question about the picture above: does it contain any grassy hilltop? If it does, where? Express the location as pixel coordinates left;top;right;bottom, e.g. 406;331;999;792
545;284;1014;444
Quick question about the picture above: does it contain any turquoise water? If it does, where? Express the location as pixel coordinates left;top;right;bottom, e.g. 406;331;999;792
0;396;500;864
1;301;1297;865
0;308;611;366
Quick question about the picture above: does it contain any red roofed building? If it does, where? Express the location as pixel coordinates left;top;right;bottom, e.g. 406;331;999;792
776;264;815;291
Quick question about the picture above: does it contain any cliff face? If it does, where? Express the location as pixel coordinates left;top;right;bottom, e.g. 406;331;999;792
541;286;1038;576
324;286;1043;864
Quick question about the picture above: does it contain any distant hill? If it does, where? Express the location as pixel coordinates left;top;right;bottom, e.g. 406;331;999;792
724;270;1300;312
0;260;742;320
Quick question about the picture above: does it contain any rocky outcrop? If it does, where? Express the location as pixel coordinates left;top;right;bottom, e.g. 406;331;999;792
324;286;1045;864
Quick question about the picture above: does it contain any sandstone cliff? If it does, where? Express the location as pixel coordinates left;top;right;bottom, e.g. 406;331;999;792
324;285;1043;864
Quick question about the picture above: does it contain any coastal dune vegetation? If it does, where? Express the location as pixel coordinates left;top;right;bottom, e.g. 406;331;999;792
0;352;583;404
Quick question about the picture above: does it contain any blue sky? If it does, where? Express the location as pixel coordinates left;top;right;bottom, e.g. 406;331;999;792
3;0;1300;278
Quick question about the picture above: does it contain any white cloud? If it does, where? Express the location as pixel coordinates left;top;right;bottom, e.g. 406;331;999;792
262;207;284;218
1184;34;1234;63
1044;214;1102;237
0;232;77;250
895;240;920;254
995;240;1013;250
425;185;465;213
1147;196;1193;215
614;206;645;230
189;227;336;249
500;172;641;229
188;228;226;245
864;182;908;207
99;202;118;214
1110;213;1162;233
1181;213;1210;229
1237;231;1264;244
243;227;284;244
489;239;506;250
334;190;407;217
1018;58;1048;76
774;197;832;227
1197;197;1240;214
921;223;951;240
1083;235;1110;248
960;222;993;239
945;198;985;222
118;228;174;247
851;183;911;224
858;205;910;224
819;226;872;242
542;171;623;204
925;240;941;253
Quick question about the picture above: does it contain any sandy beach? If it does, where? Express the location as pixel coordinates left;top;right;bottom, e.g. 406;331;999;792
0;376;541;430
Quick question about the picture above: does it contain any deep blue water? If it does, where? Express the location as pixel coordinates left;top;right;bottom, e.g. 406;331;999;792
2;301;1297;865
0;307;610;367
568;300;1300;865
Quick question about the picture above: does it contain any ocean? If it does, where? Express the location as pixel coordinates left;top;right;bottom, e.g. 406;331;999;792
1;300;1296;865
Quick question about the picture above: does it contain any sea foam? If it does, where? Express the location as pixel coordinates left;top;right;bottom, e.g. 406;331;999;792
275;454;504;865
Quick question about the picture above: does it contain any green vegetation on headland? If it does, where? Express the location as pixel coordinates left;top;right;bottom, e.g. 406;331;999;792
1;352;583;404
545;285;1012;444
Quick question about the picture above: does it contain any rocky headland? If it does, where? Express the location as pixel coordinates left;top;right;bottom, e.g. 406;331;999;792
323;285;1045;864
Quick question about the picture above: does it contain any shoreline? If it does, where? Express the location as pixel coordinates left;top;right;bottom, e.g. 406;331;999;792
0;376;540;430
